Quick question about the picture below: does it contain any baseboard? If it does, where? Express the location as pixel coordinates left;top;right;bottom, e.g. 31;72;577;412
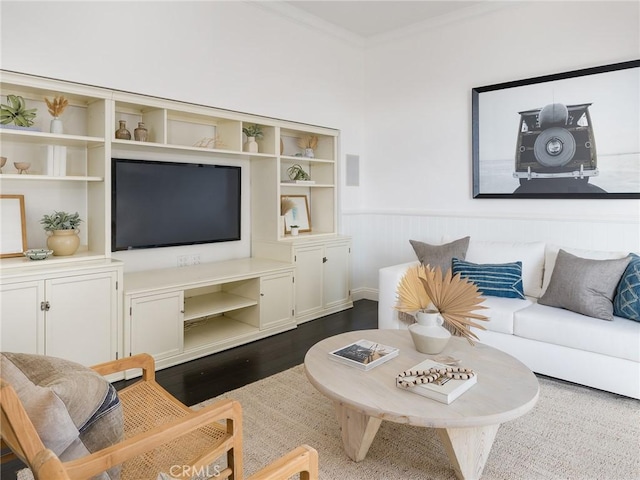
352;287;378;302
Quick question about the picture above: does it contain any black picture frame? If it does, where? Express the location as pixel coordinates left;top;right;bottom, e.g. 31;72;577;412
472;60;640;199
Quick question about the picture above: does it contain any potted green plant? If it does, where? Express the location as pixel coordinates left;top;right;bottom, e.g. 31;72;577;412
290;225;300;236
1;94;37;129
242;124;263;153
40;211;83;256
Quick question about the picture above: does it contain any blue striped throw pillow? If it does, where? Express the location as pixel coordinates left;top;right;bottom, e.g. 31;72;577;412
452;258;525;299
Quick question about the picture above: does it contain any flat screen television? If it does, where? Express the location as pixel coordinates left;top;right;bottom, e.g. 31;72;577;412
111;158;241;251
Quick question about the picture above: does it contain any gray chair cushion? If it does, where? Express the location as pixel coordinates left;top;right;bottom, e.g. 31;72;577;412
0;353;123;479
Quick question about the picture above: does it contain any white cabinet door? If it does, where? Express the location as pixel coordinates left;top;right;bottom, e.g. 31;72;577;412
293;244;324;319
260;271;294;329
0;280;45;354
45;271;118;366
129;291;184;361
323;241;351;309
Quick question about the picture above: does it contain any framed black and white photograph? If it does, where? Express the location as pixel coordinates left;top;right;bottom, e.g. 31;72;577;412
472;60;640;198
1;195;27;258
281;195;311;233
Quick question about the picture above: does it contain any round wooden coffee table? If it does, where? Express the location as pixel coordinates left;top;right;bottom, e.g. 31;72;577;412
304;329;539;480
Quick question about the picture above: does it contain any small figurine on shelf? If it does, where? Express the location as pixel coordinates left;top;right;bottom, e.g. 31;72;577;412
115;120;131;140
44;95;69;134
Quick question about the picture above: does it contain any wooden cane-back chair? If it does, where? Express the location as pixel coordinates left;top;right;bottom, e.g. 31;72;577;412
1;353;318;480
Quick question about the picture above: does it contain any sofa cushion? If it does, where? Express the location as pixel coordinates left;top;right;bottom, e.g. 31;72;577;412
614;253;640;322
538;250;631;321
542;245;629;295
452;258;525;299
465;240;545;298
0;353;123;479
409;236;469;273
475;296;533;334
513;303;640;362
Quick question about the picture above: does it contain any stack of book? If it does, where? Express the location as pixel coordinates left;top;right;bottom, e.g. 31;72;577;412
328;339;399;371
396;359;477;404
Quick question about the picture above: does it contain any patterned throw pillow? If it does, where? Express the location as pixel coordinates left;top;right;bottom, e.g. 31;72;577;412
452;258;525;299
0;353;123;479
614;253;640;321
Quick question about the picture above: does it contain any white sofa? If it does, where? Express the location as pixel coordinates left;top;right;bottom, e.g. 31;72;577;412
378;240;640;399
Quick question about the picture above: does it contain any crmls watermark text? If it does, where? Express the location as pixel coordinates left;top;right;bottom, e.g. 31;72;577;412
164;464;222;478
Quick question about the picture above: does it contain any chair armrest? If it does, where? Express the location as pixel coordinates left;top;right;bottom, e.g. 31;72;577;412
32;449;71;480
64;398;242;479
91;353;156;381
248;445;319;480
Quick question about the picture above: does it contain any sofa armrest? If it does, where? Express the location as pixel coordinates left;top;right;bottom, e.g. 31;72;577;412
378;260;419;329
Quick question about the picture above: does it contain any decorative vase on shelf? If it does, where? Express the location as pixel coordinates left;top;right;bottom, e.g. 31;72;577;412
46;230;80;256
115;120;131;140
244;136;258;153
408;310;451;354
304;148;314;158
50;117;63;134
134;122;148;142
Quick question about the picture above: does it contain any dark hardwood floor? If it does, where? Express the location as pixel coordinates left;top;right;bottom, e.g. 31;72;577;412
1;300;377;479
144;298;378;406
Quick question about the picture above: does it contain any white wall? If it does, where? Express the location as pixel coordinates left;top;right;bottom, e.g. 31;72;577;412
0;1;365;271
2;1;638;289
351;1;640;297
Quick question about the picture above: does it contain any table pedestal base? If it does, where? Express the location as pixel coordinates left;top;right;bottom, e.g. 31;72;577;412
437;424;500;480
335;402;500;479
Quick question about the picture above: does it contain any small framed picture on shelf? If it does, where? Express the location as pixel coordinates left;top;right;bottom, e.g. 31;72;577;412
281;194;311;233
0;195;27;258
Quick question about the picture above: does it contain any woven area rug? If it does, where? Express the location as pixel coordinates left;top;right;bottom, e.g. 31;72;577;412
200;364;640;480
17;365;640;480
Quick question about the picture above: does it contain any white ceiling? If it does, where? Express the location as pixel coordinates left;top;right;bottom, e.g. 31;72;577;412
283;1;483;37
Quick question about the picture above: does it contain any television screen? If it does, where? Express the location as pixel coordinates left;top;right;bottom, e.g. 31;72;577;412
111;159;241;251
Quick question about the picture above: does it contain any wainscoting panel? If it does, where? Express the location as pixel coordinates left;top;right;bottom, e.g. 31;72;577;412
342;211;640;300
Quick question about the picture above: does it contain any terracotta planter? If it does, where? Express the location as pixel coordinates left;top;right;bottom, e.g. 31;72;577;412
47;229;80;256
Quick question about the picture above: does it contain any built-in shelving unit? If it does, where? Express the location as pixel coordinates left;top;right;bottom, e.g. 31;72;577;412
0;70;350;369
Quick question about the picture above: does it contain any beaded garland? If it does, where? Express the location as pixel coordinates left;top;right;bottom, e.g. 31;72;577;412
397;366;475;388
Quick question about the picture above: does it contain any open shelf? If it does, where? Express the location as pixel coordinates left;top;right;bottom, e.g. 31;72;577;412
183;292;257;322
183;315;259;352
0;174;103;181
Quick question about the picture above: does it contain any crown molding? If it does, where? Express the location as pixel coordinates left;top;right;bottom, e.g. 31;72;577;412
248;1;519;49
365;2;519;48
249;1;366;48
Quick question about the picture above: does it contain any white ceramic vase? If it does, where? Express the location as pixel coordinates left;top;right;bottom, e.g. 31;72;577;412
50;117;63;134
408;310;451;354
245;136;258;153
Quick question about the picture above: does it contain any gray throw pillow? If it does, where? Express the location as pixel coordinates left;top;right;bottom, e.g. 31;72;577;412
538;249;631;321
409;236;470;273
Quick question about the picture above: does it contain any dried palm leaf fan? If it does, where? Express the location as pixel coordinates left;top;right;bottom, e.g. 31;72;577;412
395;264;488;344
